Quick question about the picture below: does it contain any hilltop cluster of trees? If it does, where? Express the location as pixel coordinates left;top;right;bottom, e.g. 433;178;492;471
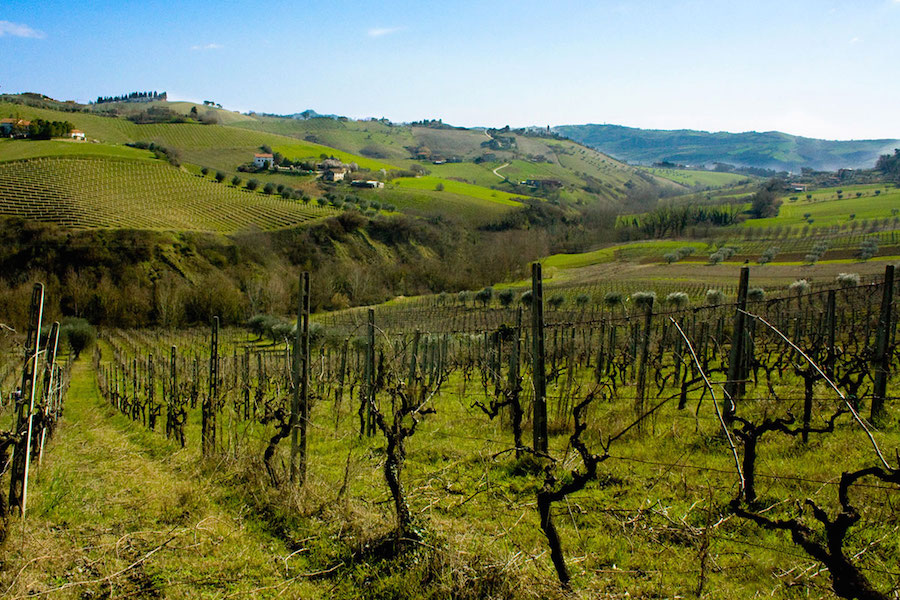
94;91;166;104
875;149;900;182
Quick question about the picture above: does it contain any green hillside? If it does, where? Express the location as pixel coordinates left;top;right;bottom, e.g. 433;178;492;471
0;156;336;232
641;166;751;188
741;184;900;229
555;123;899;171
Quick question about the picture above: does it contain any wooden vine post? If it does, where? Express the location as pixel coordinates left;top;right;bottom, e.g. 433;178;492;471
9;283;44;516
871;264;895;424
290;271;310;485
725;267;750;423
366;308;376;437
531;263;548;453
36;322;60;467
203;316;219;457
634;297;654;431
825;289;837;380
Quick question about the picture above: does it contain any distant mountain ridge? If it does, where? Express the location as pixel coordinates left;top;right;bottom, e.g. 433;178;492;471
552;123;899;172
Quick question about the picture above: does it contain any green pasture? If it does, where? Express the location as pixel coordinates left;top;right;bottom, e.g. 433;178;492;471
390;175;528;206
542;240;711;269
234;115;416;161
641;166;750;188
741;185;900;229
370;185;517;224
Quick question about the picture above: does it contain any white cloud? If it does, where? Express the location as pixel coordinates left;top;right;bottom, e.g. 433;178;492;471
191;43;223;51
850;36;860;44
0;20;46;39
368;27;403;38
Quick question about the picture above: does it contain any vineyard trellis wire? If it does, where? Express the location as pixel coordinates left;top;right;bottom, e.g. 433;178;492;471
87;264;899;597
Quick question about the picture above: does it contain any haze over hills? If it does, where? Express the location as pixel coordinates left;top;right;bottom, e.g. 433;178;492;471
553;123;900;172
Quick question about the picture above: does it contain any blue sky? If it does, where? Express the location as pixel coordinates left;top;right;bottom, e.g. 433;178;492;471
3;0;900;139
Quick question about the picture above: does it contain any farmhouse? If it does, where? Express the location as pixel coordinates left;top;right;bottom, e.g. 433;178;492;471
323;169;345;182
522;178;563;190
350;180;384;189
70;129;86;141
0;118;31;138
253;153;274;168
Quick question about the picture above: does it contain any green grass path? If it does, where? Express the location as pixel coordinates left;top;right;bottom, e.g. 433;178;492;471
0;358;316;599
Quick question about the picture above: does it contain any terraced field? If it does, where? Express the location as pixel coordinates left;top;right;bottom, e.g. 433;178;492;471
0;157;336;232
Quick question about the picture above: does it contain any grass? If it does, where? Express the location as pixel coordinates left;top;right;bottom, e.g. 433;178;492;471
641;166;751;188
0;156;337;232
0;139;156;162
741;184;900;229
23;320;897;599
390;176;527;206
541;240;711;270
365;184;517;225
2;356;319;599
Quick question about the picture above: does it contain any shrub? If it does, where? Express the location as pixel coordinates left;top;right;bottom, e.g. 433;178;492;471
519;290;533;306
859;239;878;260
706;289;725;305
665;291;689;309
631;291;656;311
603;291;624;309
475;286;494;307
747;287;766;302
60;317;96;358
836;272;860;288
789;279;811;296
498;289;515;307
246;178;259;191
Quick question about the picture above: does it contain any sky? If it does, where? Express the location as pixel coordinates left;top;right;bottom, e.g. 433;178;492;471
3;0;900;140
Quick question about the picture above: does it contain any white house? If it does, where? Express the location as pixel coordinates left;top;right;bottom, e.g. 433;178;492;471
70;130;86;141
254;153;274;168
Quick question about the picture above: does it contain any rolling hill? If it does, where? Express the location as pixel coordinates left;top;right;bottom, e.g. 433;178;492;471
0;156;336;232
553;123;899;172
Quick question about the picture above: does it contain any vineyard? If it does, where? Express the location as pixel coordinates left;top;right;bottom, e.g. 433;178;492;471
0;157;337;232
5;264;895;598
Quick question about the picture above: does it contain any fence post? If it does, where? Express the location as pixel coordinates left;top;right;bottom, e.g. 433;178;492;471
291;271;310;485
871;264;895;424
635;297;655;431
825;290;836;380
203;316;219;457
531;263;548;453
148;354;155;431
366;308;376;437
725;267;750;422
9;283;44;517
36;322;59;467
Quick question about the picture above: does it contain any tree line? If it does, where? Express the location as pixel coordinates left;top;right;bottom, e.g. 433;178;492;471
94;91;167;104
